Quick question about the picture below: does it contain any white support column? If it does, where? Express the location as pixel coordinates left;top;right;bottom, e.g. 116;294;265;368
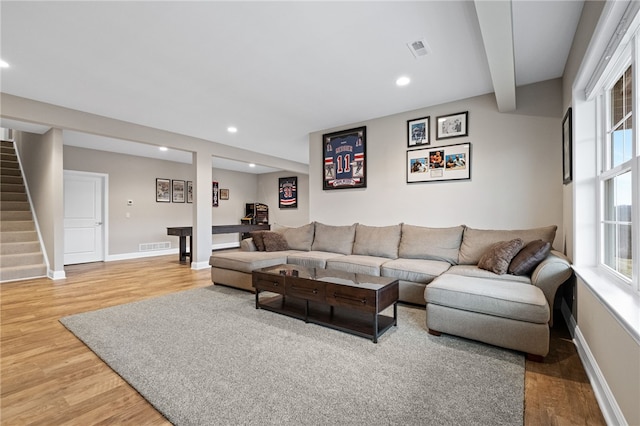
191;148;213;270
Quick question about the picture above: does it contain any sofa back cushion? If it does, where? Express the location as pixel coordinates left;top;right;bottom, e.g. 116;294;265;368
312;223;357;255
398;224;464;265
275;222;315;251
458;225;557;265
352;224;401;259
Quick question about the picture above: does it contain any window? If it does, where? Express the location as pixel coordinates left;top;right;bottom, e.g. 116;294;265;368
600;58;637;287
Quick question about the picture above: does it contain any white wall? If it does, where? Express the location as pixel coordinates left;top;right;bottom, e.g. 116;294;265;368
309;84;565;249
211;168;259;246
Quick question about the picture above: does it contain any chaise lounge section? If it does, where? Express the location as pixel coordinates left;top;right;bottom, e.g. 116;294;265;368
209;222;572;357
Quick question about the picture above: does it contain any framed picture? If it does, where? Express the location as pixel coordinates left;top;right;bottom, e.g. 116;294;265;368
212;181;219;207
187;181;193;203
156;178;171;203
407;142;471;183
562;107;572;185
172;180;185;203
220;188;229;200
323;126;366;190
436;111;468;140
407;116;430;147
279;176;298;209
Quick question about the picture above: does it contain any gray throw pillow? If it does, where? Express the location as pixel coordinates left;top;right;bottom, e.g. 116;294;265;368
250;231;267;251
477;238;524;275
508;240;551;276
459;225;557;265
262;231;289;252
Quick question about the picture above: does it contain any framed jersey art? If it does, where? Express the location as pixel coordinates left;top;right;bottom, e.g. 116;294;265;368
279;176;297;209
322;126;366;190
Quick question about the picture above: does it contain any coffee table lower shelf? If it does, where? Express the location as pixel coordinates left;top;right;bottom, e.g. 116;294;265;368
256;294;397;343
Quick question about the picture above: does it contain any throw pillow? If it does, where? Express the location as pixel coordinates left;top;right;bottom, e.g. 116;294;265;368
477;238;524;275
250;231;267;251
262;231;289;252
508;239;551;276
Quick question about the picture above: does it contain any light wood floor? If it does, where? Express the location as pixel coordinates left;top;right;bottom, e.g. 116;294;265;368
1;256;605;425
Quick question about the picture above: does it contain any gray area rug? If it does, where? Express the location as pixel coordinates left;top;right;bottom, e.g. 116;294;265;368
60;286;524;425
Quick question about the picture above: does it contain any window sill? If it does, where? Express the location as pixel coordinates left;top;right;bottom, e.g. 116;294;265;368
573;266;640;345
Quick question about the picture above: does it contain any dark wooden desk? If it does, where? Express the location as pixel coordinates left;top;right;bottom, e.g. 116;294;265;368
167;224;270;263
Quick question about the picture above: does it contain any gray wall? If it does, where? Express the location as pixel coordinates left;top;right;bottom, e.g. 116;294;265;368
15;129;65;276
62;146;287;255
309;81;564;249
257;171;310;227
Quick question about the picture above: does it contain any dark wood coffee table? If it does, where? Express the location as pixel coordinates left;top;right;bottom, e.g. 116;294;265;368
252;264;399;343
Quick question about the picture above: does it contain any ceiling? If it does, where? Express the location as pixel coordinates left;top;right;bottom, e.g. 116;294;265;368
0;1;584;173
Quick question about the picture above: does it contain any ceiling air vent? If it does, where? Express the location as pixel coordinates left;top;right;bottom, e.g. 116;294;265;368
407;38;431;59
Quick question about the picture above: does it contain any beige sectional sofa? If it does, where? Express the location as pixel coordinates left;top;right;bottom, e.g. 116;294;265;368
209;222;572;358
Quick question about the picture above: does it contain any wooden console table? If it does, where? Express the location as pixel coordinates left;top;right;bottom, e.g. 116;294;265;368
167;224;270;263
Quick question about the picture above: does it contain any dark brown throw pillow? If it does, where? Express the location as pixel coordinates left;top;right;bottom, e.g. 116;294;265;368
508;239;551;276
250;231;267;251
477;238;524;275
263;231;289;252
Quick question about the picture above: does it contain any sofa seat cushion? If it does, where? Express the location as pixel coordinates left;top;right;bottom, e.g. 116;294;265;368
425;274;549;324
209;251;297;274
444;265;532;284
326;255;388;276
287;251;345;269
381;258;451;284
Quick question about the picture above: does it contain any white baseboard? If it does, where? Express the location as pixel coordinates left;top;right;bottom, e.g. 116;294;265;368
561;301;627;426
106;248;178;262
212;242;240;251
48;269;66;280
190;261;210;270
105;242;239;263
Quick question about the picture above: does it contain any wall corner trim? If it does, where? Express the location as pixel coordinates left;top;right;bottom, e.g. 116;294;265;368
48;269;66;280
571;318;628;425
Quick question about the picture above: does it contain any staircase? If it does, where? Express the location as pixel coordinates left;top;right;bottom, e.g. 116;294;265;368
0;140;47;282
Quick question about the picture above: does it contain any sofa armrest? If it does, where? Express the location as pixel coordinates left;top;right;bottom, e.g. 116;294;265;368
240;238;257;252
530;250;572;324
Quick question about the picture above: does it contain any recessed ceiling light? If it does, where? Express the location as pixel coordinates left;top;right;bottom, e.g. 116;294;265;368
159;146;168;151
249;163;256;168
396;76;410;86
227;126;238;133
0;59;9;68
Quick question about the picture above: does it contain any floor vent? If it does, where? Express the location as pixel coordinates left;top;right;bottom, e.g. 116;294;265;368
139;241;171;251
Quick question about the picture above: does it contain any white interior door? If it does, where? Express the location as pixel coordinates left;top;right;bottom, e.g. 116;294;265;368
64;171;105;265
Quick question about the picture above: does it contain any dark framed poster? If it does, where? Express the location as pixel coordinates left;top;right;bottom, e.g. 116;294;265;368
279;176;298;209
562;107;572;185
322;126;366;190
212;181;219;207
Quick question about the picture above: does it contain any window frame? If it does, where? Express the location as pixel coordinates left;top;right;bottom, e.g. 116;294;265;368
597;38;639;293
